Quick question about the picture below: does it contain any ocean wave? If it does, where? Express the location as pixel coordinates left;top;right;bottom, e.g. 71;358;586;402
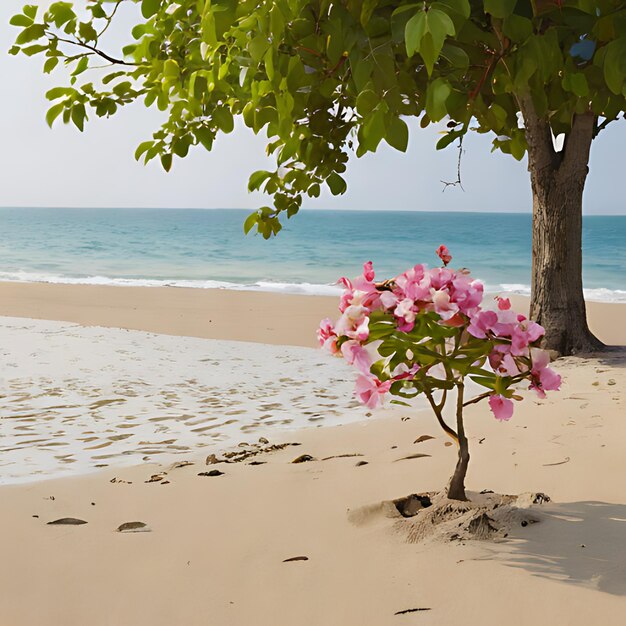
0;271;624;302
497;283;626;303
0;270;344;296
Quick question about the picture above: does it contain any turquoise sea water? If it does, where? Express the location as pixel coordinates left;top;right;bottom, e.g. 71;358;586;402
0;208;624;301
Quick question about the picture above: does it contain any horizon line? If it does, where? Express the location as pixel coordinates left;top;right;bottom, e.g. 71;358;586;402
0;206;624;217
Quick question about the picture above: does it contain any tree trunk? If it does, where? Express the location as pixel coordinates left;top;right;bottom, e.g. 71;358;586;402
520;98;604;355
447;384;469;501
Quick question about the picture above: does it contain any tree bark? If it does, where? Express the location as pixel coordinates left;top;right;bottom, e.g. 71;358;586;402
520;98;604;355
447;384;469;501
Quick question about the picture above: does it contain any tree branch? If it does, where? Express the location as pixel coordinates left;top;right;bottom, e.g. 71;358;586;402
424;388;459;443
441;136;464;191
559;112;594;177
593;116;616;139
98;0;125;38
50;33;138;66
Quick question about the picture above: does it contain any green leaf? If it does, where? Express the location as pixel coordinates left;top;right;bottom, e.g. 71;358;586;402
604;38;626;96
163;59;179;79
243;212;258;235
327;172;347;195
71;56;89;77
141;0;161;19
360;0;379;26
78;22;98;43
386;117;409;152
427;9;456;49
134;141;154;161
15;23;45;45
248;170;272;192
440;43;469;68
213;107;234;133
9;14;33;27
160;153;173;172
434;0;470;19
356;89;379;116
43;57;59;73
469;374;497;390
21;44;47;56
436;129;461;150
425;78;451;121
502;14;533;42
45;102;65;128
195;127;214;151
405;11;426;57
46;86;74;100
71;103;86;132
23;5;38;19
510;130;527;161
484;0;517;19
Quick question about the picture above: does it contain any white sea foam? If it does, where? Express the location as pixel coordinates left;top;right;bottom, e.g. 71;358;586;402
0;271;624;302
497;283;626;303
0;316;387;484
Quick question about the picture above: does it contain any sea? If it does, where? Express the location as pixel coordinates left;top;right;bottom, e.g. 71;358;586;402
0;207;624;302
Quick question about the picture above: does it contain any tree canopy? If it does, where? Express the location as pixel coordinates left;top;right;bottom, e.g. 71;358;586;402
10;0;626;237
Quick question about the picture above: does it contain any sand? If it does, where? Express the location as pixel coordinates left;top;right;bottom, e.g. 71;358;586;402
0;280;624;347
0;282;625;625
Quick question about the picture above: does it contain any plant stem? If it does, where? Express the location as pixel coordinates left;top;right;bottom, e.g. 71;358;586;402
447;382;469;501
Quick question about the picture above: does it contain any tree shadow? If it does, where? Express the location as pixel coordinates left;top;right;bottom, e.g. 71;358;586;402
578;345;626;367
491;501;626;595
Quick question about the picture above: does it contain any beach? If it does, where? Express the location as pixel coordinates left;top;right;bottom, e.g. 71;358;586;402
0;283;625;625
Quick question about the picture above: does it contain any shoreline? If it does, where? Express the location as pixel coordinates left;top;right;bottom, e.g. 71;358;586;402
0;281;625;347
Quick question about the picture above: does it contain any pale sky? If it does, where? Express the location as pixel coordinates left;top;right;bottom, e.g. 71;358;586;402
1;0;624;215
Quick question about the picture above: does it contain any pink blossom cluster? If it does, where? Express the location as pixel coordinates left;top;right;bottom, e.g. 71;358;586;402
318;246;561;420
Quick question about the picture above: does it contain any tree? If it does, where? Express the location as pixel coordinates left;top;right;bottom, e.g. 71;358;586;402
320;251;561;501
10;0;626;354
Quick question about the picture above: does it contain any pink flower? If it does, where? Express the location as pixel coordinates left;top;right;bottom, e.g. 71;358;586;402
436;245;452;266
488;394;514;421
391;363;420;380
341;340;371;374
334;305;369;339
394;298;417;331
395;264;429;301
337;277;355;313
317;318;338;354
510;320;545;356
488;348;520;376
491;309;518;338
354;375;392;409
428;267;454;291
379;290;399;311
362;261;375;282
467;310;498;339
529;348;561;398
496;296;511;311
431;289;459;321
451;275;484;315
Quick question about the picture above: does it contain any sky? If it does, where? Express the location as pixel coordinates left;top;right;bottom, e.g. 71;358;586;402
1;0;624;215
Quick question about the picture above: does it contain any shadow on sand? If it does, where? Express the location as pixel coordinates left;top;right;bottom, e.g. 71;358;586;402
492;501;626;595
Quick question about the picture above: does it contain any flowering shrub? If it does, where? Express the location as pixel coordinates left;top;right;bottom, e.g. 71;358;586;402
318;246;561;501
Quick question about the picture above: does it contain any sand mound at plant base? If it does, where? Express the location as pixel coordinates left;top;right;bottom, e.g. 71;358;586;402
349;490;550;544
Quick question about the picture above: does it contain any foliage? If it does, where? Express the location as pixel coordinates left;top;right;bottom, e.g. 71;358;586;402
10;0;626;237
317;246;561;424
